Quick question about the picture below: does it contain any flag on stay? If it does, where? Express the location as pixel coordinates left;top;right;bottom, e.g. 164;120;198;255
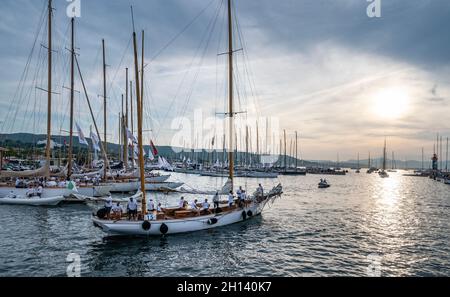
150;140;158;156
76;123;89;146
211;136;215;146
126;128;138;145
66;181;78;193
90;131;101;152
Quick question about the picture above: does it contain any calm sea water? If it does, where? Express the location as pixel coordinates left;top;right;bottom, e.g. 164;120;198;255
0;171;449;277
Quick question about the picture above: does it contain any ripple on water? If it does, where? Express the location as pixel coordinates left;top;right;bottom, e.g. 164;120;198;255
0;172;449;276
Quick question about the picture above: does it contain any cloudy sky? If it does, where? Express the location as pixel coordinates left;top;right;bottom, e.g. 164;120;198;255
1;0;450;161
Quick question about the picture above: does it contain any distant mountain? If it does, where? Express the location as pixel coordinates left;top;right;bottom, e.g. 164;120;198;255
0;133;435;169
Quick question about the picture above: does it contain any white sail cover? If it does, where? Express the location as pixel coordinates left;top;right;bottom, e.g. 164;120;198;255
0;163;49;178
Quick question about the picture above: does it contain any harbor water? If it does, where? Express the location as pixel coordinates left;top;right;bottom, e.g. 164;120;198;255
0;171;449;276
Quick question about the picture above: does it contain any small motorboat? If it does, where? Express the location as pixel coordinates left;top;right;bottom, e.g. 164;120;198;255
0;194;64;206
318;179;330;188
378;170;389;178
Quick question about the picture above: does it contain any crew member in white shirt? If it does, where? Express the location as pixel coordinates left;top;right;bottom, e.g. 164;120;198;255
228;191;234;207
104;195;113;219
148;198;155;212
190;199;200;215
213;191;220;209
202;199;210;215
36;186;43;197
178;197;185;209
127;197;138;221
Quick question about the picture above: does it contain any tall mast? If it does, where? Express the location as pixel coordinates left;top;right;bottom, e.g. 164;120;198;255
118;112;122;162
137;29;145;170
131;7;146;215
368;152;371;168
383;138;387;170
440;136;443;171
130;81;134;169
102;39;107;180
227;0;234;189
284;130;287;171
141;30;145;114
446;138;449;172
391;151;394;170
295;131;298;170
122;94;127;166
45;0;53;177
245;126;249;168
67;17;75;179
124;68;129;171
421;147;424;170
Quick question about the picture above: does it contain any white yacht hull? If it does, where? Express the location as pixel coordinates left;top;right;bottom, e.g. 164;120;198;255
0;196;64;206
93;202;266;236
0;186;107;198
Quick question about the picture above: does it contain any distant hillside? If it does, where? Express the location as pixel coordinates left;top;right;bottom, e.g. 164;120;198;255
0;133;432;169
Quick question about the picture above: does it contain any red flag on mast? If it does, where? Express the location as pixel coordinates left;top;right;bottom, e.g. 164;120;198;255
150;140;158;156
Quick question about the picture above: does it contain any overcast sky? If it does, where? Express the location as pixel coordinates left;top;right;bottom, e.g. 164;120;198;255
1;0;450;161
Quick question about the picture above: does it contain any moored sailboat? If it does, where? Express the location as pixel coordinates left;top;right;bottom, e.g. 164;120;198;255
92;1;282;236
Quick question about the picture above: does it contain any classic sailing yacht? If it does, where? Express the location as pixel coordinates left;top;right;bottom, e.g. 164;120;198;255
379;138;389;178
0;0;67;205
387;151;397;172
92;0;282;236
355;153;360;173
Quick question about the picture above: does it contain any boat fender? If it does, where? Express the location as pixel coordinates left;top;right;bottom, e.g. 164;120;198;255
160;223;169;235
208;218;218;225
247;210;253;217
142;221;151;231
96;208;108;219
242;211;247;220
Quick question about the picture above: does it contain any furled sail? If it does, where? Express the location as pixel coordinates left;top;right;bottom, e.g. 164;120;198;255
0;163;49;178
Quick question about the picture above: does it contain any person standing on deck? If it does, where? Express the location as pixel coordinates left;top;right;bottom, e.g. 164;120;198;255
257;184;264;196
178;197;185;209
127;197;138;221
213;191;220;209
104;195;113;219
228;191;234;207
